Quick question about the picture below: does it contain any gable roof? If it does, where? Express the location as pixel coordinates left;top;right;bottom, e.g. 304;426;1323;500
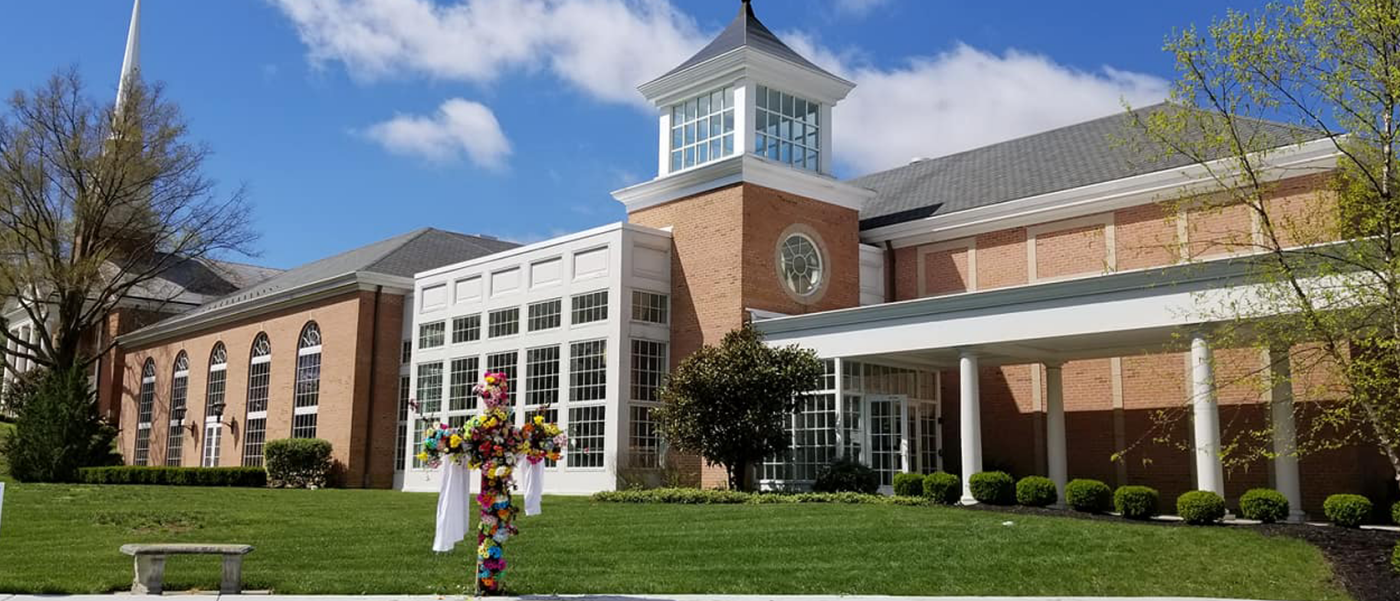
657;0;838;82
852;103;1325;230
122;255;283;307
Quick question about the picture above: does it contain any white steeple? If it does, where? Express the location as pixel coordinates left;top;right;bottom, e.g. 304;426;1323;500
114;0;141;114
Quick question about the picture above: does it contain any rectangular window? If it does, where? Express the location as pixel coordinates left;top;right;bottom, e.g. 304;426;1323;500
763;394;837;482
401;340;412;363
629;405;661;469
527;299;562;332
205;368;227;415
449;357;479;411
488;307;519;338
568;405;606;468
571;290;609;325
292;412;318;439
419;321;446;349
452;315;481;344
525;346;560;406
412;418;432;468
202;424;221;468
486;351;518;404
164;425;184;467
630;340;667;402
247;362;270;413
753;85;820;172
396;375;410;469
417;362;444;415
569;340;607;402
631;290;669;324
134;428;152;466
242;418;266;467
670;86;735;171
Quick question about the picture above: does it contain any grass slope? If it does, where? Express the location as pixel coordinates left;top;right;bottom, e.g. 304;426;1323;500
0;483;1349;599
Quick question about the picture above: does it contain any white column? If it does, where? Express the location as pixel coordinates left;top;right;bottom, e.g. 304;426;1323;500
1045;362;1068;506
959;351;982;504
1190;332;1225;495
1268;348;1306;522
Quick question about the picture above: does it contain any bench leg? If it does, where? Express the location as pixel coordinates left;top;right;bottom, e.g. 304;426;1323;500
221;555;243;594
132;555;165;595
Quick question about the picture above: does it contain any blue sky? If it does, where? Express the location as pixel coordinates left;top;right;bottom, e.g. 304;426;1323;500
0;0;1267;270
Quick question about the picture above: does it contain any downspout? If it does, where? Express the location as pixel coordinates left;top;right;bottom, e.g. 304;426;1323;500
883;240;897;303
360;285;383;488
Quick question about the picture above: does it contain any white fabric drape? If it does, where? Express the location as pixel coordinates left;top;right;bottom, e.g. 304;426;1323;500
519;458;545;516
432;461;470;552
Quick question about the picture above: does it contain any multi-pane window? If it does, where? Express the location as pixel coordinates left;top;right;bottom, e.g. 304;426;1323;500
669;86;735;172
486;351;518;404
488;308;519;338
631;290;669;324
419;321;445;349
452;315;481;344
764;394;837;481
629;405;662;469
416;362;444;416
242;333;272;467
202;343;227;467
396;375;411;470
571;290;609;325
202;423;222;468
630;340;667;402
134;359;156;466
525;346;560;406
754;85;820;172
568;405;606;468
292;322;322;439
569;340;607;402
449;357;478;412
527;299;562;332
401;340;412;363
165;352;190;466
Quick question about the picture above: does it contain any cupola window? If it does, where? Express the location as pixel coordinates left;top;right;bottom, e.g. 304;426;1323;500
755;85;820;172
670;86;736;171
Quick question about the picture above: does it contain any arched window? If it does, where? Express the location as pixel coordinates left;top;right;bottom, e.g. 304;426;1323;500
292;322;322;439
202;343;227;467
242;333;272;467
134;358;156;466
164;352;190;466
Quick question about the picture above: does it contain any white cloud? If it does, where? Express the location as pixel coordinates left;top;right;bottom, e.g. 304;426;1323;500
270;0;706;106
363;98;512;169
784;35;1170;174
834;0;890;17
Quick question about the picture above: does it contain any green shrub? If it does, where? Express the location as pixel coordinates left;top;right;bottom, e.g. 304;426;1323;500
1;367;120;482
1392;540;1400;575
1114;485;1159;520
968;471;1014;505
77;466;267;487
1323;494;1372;528
922;471;960;505
264;438;333;489
1065;478;1112;513
1238;488;1290;523
1016;476;1058;507
1177;490;1227;525
590;488;894;505
892;472;924;497
1392;501;1399;526
812;456;878;494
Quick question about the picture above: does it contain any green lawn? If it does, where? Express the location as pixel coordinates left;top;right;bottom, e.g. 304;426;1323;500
0;421;13;480
0;482;1349;599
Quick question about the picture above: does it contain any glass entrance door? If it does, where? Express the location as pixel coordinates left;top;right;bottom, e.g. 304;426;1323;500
866;394;908;490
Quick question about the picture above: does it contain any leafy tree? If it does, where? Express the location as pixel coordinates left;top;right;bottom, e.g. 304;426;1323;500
655;324;824;491
1130;0;1400;492
2;366;121;482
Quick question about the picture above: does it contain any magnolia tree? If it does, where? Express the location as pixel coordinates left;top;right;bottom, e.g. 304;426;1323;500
655;324;824;491
1129;0;1400;491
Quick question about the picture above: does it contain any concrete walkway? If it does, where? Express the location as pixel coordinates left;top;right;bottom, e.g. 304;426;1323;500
0;595;1279;601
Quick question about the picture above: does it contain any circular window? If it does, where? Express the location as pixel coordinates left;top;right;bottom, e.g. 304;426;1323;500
779;233;824;297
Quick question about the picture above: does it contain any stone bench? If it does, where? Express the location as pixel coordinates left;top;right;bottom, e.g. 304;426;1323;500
119;543;254;594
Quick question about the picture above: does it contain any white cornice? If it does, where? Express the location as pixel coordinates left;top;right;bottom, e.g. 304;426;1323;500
639;47;855;109
415;221;671;280
862;137;1342;248
612;153;876;214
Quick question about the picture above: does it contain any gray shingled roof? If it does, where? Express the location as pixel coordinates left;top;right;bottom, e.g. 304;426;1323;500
657;0;839;82
853;103;1325;230
123;256;283;305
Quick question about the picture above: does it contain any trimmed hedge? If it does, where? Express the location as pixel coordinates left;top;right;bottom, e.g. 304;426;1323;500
1065;478;1112;513
1323;494;1372;528
1113;485;1159;520
1016;476;1058;507
1392;540;1400;575
892;472;924;497
1239;488;1290;523
78;466;266;487
1392;501;1400;526
1177;490;1227;525
593;488;893;505
922;471;960;505
969;471;1015;505
265;438;333;489
812;457;879;494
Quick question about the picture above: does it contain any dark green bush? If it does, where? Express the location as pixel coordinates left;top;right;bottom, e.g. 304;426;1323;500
892;472;924;497
2;366;121;482
264;438;333;489
1065;478;1112;513
1239;488;1290;523
969;471;1015;505
812;456;878;494
1016;476;1058;507
78;466;267;487
1113;485;1159;520
1391;501;1399;526
922;471;960;505
1392;540;1399;575
591;488;893;505
1177;490;1227;525
1323;494;1372;528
